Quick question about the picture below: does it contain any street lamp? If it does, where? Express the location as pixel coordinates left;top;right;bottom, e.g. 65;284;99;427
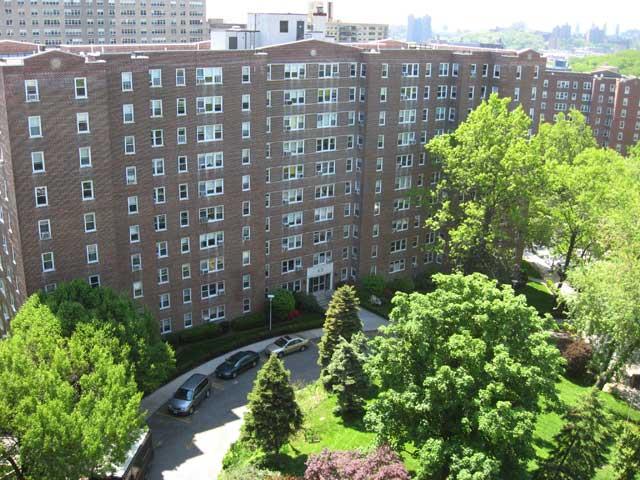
267;294;275;331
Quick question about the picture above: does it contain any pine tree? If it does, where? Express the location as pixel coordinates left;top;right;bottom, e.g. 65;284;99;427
318;285;362;371
611;424;640;480
241;355;303;456
537;389;611;479
321;337;369;417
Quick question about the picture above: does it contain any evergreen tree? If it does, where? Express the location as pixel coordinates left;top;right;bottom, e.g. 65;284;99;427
318;285;362;371
321;337;369;417
241;355;303;456
537;389;611;479
611;424;640;480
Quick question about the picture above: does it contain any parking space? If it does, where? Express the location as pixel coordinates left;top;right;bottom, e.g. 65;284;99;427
148;340;321;480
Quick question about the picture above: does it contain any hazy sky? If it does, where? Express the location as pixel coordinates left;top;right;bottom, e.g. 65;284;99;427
207;0;634;33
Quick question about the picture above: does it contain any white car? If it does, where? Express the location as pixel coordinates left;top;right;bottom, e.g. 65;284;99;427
263;335;310;357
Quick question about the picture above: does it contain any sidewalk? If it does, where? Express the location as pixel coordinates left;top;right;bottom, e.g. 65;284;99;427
524;248;575;297
141;308;388;418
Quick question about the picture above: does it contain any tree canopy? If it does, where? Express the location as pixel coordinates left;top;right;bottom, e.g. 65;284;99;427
570;50;640;77
365;273;564;479
0;296;143;480
425;94;541;281
40;280;175;393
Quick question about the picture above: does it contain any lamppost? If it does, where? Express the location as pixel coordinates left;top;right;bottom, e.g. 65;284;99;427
267;294;275;331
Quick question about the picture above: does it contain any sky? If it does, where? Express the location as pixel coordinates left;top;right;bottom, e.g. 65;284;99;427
206;0;635;34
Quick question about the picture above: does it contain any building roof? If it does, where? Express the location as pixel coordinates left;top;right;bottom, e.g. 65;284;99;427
0;40;41;56
59;41;212;54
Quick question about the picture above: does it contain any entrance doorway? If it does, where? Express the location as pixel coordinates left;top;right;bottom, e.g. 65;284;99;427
308;273;331;293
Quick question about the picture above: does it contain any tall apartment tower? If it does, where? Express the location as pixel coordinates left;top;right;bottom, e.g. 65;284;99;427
407;15;432;43
0;0;206;45
0;39;637;337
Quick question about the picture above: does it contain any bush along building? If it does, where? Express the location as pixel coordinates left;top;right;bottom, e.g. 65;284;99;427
0;39;638;335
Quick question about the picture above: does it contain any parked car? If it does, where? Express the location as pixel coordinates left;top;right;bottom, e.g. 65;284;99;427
168;373;210;416
263;335;310;358
214;350;260;379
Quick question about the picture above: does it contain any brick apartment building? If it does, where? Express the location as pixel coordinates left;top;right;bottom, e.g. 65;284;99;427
0;39;637;336
0;0;206;45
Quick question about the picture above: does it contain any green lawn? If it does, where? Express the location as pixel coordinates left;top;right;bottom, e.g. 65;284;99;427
224;377;639;478
517;280;556;317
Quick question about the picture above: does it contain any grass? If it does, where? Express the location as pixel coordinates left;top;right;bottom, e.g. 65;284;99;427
224;377;640;479
516;280;556;317
522;260;542;280
172;313;325;375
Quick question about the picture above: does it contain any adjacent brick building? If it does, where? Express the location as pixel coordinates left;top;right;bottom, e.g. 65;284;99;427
0;39;637;336
0;0;206;45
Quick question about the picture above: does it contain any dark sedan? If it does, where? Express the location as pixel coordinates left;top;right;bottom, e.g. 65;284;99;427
214;350;260;379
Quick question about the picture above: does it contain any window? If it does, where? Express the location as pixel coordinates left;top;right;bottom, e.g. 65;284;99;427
183;288;191;304
395;175;412;190
314;206;334;222
493;64;501;78
150;99;163;117
74;77;87;99
127;196;138;214
401;63;419;77
178;156;188;173
25;79;39;102
196;67;223;85
159;294;170;310
279;20;289;32
201;281;225;299
152;158;165;176
154;214;167;231
129;225;140;243
242;201;251;216
380;87;388;102
84;212;96;232
198;179;224;197
317;88;338;103
283;140;305;156
86;244;99;264
157;241;169;258
438;63;449;76
196;96;223;114
184;312;193;329
196;124;223;142
284;114;305;131
316;137;336;152
241;94;251;112
41;252;55;272
198;151;223;170
121;72;133;91
316;160;335;176
149;69;162;87
122;104;135;123
132;281;143;298
242;66;251;83
284;89;305;105
381;63;389;78
81;180;94;200
242;148;251;165
315;184;335;199
202;305;226;323
182;264;192;279
28;116;42;138
242;122;251;138
400;86;418;101
38;219;51;240
284;63;306;79
124;136;136;154
199;231;224;250
199;205;224;223
76;112;90;134
242;175;251;191
282;211;303;228
131;254;142;272
175;68;186;86
282;164;304;180
125;166;137;185
318;63;340;78
31;151;45;173
176;98;187;116
151;129;164;147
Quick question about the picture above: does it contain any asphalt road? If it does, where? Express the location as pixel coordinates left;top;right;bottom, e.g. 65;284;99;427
148;340;321;480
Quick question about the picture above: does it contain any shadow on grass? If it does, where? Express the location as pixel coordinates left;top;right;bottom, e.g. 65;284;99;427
266;451;309;476
533;436;555;452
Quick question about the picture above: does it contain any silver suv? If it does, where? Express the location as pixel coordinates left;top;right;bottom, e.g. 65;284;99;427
168;373;210;416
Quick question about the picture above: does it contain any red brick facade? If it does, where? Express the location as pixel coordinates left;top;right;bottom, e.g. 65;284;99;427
0;40;637;336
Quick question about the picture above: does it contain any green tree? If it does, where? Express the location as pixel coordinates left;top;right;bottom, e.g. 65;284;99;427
567;254;640;389
271;288;295;321
321;337;369;417
365;273;564;479
425;94;541;282
241;355;303;456
0;296;143;480
537;389;611;479
318;285;362;370
570;50;640;76
40;280;174;393
531;116;627;279
611;424;640;480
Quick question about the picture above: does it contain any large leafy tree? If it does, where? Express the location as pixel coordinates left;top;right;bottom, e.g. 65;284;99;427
611;424;640;480
567;254;640;389
318;285;362;370
425;94;541;281
0;296;143;480
365;273;564;479
241;355;303;456
531;116;628;278
536;389;611;479
40;280;175;393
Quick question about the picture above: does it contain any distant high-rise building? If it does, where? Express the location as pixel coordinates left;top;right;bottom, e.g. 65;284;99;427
586;24;607;44
407;14;432;43
549;24;572;49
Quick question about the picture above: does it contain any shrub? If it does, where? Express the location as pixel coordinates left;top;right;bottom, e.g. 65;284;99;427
304;445;409;480
361;274;386;298
219;464;280;480
294;291;324;314
562;338;593;380
232;312;267;332
318;285;362;370
165;320;229;346
413;273;434;293
272;289;296;322
386;277;415;295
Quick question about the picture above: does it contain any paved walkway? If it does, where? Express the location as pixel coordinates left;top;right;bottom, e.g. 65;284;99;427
524;247;575;297
141;308;388;418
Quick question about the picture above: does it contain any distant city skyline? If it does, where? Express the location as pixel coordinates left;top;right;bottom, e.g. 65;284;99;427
206;0;634;34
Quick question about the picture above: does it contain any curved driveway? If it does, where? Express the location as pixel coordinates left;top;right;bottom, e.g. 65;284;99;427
147;309;386;480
